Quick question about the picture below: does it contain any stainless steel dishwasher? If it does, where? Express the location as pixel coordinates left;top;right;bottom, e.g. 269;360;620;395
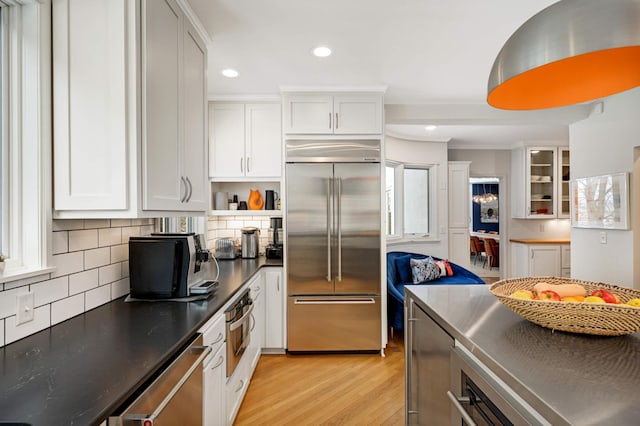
109;334;211;425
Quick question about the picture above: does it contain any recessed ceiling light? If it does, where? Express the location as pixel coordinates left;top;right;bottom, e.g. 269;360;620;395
425;125;438;131
221;69;239;78
313;46;332;58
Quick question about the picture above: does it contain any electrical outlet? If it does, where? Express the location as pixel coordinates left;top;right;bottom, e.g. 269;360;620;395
16;292;35;325
600;231;607;244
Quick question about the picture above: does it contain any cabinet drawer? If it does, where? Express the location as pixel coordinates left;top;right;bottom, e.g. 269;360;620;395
226;355;250;425
200;313;225;357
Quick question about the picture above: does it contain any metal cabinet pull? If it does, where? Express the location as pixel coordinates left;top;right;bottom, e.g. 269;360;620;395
185;177;193;202
180;177;188;202
240;157;244;173
211;332;223;345
335;112;339;129
276;275;280;292
247;157;251;173
329;112;332;129
212;355;224;369
294;298;375;305
446;391;477;426
326;177;333;282
235;379;244;393
124;345;211;423
336;177;342;282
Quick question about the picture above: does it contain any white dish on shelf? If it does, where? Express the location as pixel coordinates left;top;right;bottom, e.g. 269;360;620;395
530;175;541;181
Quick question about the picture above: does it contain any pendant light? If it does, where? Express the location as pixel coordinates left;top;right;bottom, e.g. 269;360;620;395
488;0;640;110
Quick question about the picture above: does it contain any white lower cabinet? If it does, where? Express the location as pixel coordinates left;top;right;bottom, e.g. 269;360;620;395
226;352;250;425
248;274;265;371
264;268;285;350
511;243;570;277
203;344;226;426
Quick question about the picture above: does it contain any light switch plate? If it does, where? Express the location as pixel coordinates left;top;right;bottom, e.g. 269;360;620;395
599;231;607;244
16;292;35;325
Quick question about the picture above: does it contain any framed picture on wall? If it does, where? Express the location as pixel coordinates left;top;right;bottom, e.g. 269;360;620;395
480;200;499;223
570;172;629;229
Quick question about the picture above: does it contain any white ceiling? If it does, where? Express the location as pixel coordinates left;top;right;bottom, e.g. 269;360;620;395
185;0;592;148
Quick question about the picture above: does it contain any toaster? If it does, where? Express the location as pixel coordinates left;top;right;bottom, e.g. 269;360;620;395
215;238;236;259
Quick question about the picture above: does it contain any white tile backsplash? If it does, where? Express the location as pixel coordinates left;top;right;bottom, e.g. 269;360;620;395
86;285;111;311
32;276;69;307
99;227;122;247
99;263;122;286
206;215;275;256
69;229;98;252
84;247;111;270
51;294;84;325
69;269;99;295
51;251;84;278
0;219;150;348
5;305;51;345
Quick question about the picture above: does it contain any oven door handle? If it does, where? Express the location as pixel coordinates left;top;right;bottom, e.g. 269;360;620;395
123;344;211;423
229;302;254;331
447;391;477;426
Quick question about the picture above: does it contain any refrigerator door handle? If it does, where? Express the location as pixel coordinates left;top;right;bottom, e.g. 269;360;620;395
336;177;342;282
326;177;333;282
294;298;376;305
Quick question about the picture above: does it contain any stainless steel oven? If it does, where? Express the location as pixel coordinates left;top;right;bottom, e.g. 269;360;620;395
225;289;253;377
449;344;550;426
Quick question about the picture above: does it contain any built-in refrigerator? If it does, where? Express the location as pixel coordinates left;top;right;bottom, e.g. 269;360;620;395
286;140;381;351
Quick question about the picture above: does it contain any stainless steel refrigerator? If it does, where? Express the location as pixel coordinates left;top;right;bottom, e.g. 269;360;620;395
286;140;381;352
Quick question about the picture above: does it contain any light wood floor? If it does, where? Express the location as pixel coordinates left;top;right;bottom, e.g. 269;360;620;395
234;335;405;425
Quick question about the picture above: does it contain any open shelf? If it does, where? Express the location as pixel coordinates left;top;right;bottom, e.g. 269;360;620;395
208;210;282;216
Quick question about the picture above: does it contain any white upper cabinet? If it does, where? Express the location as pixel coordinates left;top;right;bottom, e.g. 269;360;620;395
283;93;383;135
209;102;282;180
511;146;563;219
53;0;207;217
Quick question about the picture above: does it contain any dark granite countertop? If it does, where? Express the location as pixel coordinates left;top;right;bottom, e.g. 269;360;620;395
0;257;282;426
406;285;640;426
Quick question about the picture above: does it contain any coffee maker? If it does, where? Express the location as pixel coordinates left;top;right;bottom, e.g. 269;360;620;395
265;217;283;259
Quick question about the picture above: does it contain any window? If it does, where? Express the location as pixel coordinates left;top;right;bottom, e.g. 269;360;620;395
386;162;435;240
0;1;52;281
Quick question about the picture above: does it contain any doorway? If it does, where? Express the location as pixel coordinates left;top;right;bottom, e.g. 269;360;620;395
469;178;502;281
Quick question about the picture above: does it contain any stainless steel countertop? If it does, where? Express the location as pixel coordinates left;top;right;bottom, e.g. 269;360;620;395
406;284;640;426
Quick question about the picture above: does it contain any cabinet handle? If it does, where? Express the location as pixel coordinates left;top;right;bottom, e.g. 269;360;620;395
235;379;244;393
277;275;280;292
185;177;193;202
446;391;477;426
240;157;244;173
247;157;251;173
180;177;188;202
212;355;224;369
329;112;332;129
211;332;223;345
335;112;339;129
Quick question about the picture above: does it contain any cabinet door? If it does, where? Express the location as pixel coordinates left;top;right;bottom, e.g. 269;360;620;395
333;95;383;134
448;162;470;228
249;275;265;370
182;20;207;210
245;103;282;178
527;148;557;218
529;245;561;276
142;0;183;210
448;229;470;269
53;0;128;210
282;95;333;134
264;268;284;349
203;345;226;426
210;103;245;178
558;148;570;218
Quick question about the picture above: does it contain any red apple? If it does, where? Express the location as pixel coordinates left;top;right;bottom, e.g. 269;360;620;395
538;290;561;301
590;289;620;304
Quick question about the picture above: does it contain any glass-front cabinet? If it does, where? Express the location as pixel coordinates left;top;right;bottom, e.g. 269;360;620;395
528;148;557;218
559;149;570;218
512;146;569;219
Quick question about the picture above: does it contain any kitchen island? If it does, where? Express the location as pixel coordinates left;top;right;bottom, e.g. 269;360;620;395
406;284;640;425
0;257;281;426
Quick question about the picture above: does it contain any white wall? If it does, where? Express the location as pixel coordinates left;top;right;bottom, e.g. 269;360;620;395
385;136;448;258
570;87;640;288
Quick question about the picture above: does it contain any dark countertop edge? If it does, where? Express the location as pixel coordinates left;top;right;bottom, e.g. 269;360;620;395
0;257;283;426
406;285;571;425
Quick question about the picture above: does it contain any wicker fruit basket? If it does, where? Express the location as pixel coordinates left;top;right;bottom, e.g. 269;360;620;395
490;277;640;336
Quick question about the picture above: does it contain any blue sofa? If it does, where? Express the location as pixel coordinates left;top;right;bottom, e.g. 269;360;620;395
386;251;485;332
